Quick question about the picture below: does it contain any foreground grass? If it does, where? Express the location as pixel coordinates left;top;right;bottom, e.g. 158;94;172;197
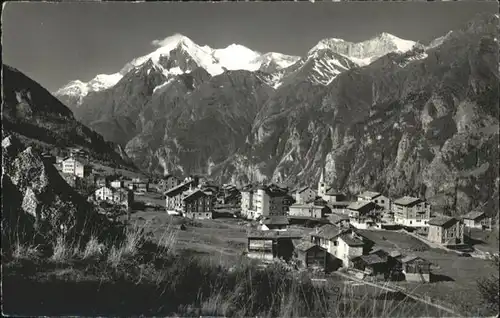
0;221;464;317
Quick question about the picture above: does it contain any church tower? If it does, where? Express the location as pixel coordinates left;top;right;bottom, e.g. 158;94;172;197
317;165;326;197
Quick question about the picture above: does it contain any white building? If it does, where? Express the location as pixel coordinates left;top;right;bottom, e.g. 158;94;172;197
310;225;366;268
62;157;91;178
392;196;431;227
110;180;124;189
240;184;293;220
95;186;114;201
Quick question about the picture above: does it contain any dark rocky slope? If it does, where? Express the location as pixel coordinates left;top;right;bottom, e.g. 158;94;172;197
2;65;134;169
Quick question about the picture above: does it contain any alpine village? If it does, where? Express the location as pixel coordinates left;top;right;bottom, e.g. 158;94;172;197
2;5;499;318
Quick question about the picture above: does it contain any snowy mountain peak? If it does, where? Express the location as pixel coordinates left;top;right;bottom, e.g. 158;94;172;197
308;32;417;64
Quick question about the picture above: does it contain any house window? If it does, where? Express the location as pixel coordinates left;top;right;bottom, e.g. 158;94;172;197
410;221;412;225
334;241;338;246
381;200;385;204
206;213;209;217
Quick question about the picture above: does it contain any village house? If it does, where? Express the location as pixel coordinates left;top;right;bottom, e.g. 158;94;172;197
183;189;214;220
165;179;198;215
327;213;351;228
94;175;108;188
336;231;366;267
260;216;290;231
352;253;387;276
328;201;351;215
112;188;134;208
95;186;114;202
62;157;92;178
392;196;431;228
239;184;294;220
399;255;431;283
217;184;240;205
246;231;302;262
351;248;399;277
294;241;328;271
309;224;370;268
110;179;124;189
293;186;317;204
240;184;255;219
428;216;464;246
347;201;381;229
288;202;329;219
160;175;181;193
134;181;149;193
462;211;492;230
310;224;346;254
357;191;391;212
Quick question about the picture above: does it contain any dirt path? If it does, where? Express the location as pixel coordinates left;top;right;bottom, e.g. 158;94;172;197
333;271;463;317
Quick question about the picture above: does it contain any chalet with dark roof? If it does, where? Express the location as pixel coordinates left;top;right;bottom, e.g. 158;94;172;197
165;180;196;214
260;216;290;231
357;191;391;212
428;216;464;245
183;189;214;220
294;240;328;270
246;230;302;262
462;211;492;230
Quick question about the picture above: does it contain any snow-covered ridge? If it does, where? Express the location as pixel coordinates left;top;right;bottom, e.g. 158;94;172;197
56;32;424;101
56;33;300;101
309;32;418;64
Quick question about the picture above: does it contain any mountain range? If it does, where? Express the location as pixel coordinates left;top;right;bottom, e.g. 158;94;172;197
48;13;500;216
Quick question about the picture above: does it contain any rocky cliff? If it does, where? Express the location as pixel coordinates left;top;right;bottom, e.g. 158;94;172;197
1;135;101;243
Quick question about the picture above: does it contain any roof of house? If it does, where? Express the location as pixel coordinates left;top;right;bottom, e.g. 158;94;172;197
389;250;403;258
462;211;486;220
428;216;458;227
290;203;325;209
338;233;365;246
294;241;324;252
369;248;389;261
247;230;303;239
165;181;193;196
393;196;423;206
347;201;375;211
310;224;346;240
327;213;350;224
325;188;344;196
327;201;351;207
262;216;290;226
182;189;211;201
358;191;381;199
400;255;430;264
353;254;385;265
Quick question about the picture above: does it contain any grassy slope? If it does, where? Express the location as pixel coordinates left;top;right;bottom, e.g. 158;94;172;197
359;229;499;315
2;218;450;317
